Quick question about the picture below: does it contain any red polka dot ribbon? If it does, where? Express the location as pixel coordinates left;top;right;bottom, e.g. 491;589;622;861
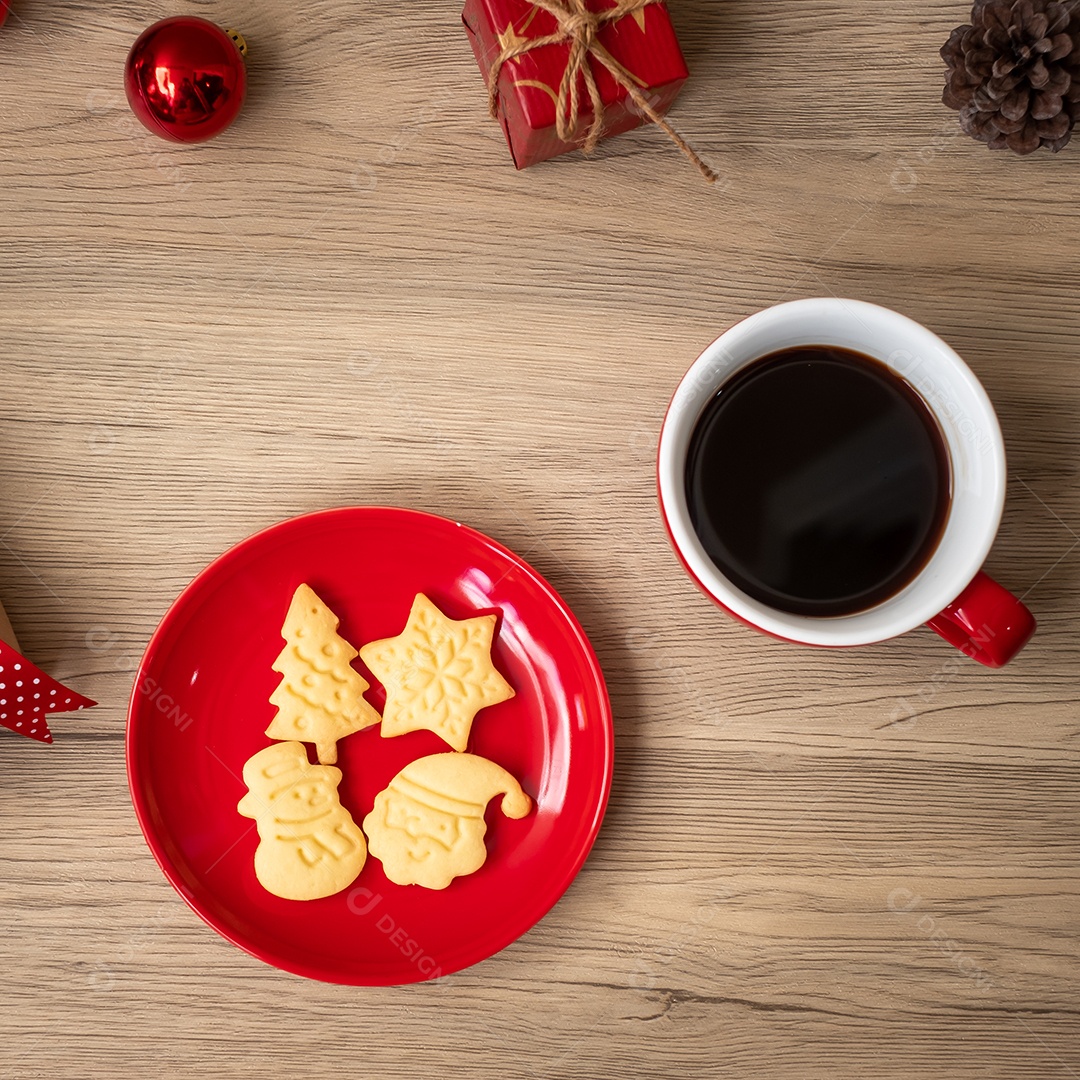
0;639;96;744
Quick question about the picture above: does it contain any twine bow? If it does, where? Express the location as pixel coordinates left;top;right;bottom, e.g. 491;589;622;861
487;0;716;182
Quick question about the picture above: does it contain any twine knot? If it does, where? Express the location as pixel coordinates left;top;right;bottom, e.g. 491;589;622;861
486;0;715;181
561;8;599;47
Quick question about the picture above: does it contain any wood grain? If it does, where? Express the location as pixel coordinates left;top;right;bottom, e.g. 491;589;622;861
1;1;1078;1078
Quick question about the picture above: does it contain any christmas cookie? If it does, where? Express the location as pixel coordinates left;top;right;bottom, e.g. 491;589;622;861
358;593;514;752
238;741;367;901
363;752;531;890
266;583;381;765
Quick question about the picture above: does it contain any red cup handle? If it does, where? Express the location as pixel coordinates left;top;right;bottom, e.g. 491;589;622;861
926;571;1036;667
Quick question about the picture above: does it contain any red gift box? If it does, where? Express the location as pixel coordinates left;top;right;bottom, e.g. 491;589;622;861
462;0;693;170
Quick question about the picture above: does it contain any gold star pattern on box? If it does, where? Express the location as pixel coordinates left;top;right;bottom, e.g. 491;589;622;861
497;20;530;53
359;593;515;752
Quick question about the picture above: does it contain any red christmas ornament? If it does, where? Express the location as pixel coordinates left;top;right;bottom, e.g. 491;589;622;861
124;16;247;143
0;1;10;29
0;639;96;745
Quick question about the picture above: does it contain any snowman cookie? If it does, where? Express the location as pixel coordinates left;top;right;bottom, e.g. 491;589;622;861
238;741;367;900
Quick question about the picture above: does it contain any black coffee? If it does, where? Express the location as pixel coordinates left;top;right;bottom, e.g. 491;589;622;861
685;346;951;617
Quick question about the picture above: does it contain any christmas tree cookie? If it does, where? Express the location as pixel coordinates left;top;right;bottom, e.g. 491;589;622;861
238;741;367;901
267;584;380;765
358;593;514;752
364;752;531;890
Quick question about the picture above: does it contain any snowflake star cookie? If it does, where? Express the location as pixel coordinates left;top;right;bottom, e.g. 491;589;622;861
359;593;515;752
266;584;381;765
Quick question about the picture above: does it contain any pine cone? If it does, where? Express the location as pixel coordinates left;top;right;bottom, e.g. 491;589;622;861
941;0;1080;154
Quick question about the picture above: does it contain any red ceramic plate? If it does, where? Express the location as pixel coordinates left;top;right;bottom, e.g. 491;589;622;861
127;507;613;985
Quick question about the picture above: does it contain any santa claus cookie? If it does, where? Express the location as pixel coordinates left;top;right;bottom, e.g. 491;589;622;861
238;741;367;901
359;593;514;752
364;752;531;890
266;584;381;765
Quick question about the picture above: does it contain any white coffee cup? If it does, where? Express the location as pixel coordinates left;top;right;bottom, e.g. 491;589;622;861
657;298;1035;666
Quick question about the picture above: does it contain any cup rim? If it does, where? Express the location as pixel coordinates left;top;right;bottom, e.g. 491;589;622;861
657;299;1006;646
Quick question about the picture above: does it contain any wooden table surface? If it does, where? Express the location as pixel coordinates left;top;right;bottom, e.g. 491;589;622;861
1;1;1078;1077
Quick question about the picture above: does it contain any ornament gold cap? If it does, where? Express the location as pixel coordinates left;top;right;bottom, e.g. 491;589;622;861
225;28;248;57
